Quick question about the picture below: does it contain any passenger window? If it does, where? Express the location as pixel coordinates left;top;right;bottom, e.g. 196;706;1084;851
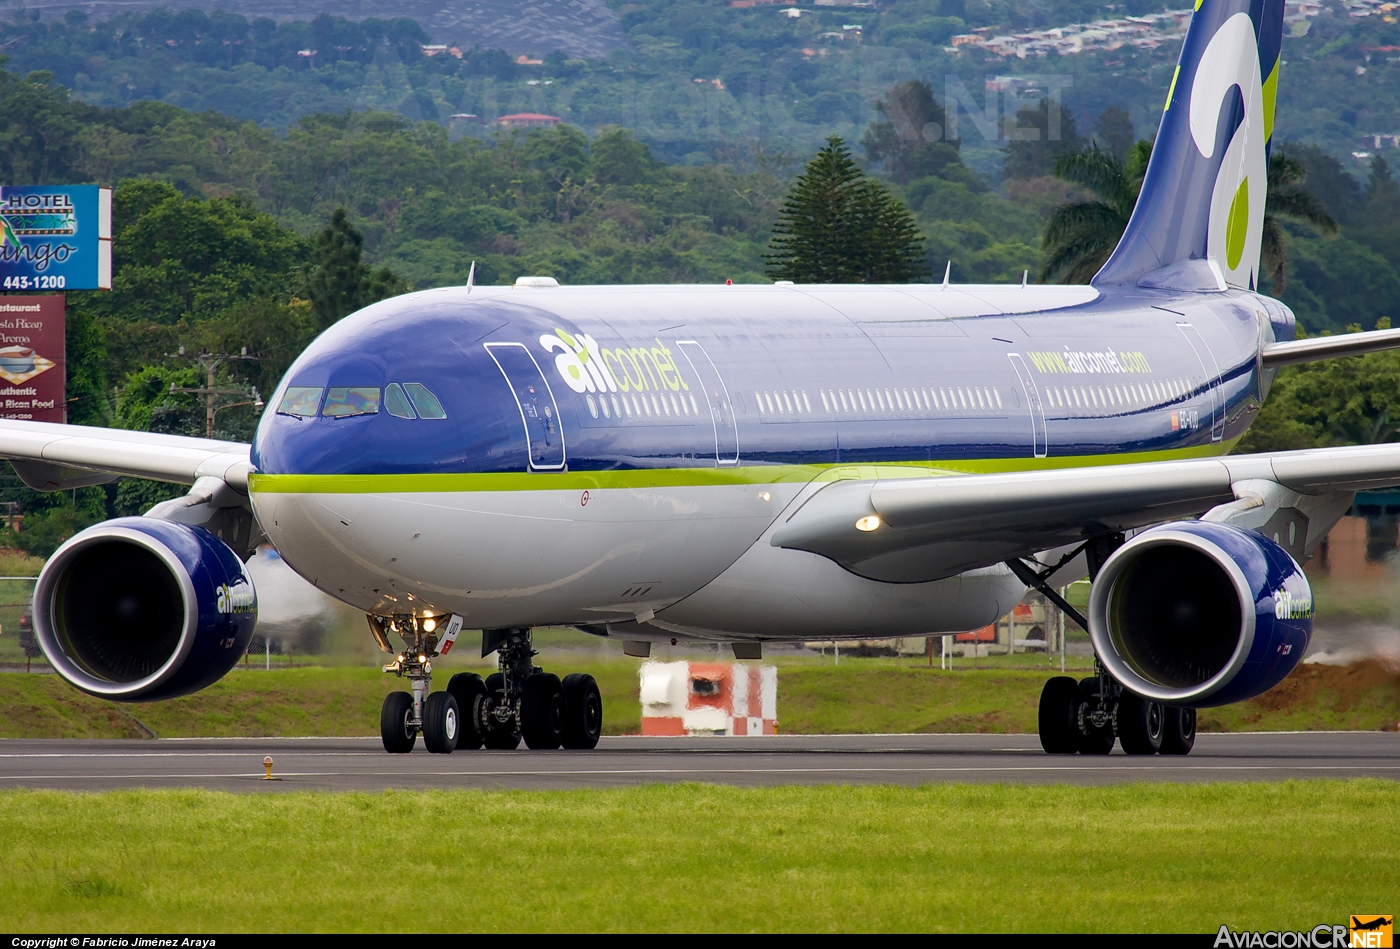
403;383;447;419
277;386;323;418
384;383;416;419
322;387;380;418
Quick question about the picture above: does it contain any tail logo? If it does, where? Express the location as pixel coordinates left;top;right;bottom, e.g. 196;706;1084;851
1189;12;1268;289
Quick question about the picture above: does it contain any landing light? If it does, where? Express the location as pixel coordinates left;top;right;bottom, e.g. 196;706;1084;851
422;618;437;632
855;515;881;532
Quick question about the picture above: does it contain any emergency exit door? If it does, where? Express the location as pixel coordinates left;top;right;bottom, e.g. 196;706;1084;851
485;342;566;470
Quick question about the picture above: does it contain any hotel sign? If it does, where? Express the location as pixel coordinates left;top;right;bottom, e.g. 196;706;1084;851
0;185;112;291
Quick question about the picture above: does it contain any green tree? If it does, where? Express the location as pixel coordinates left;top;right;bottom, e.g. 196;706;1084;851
1261;152;1337;290
766;136;926;284
63;308;108;427
862;80;978;189
1239;319;1400;453
1039;140;1151;284
1002;98;1083;182
1043;144;1337;286
305;208;408;331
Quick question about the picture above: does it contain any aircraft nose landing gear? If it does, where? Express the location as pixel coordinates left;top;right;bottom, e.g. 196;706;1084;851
375;613;464;754
371;620;602;753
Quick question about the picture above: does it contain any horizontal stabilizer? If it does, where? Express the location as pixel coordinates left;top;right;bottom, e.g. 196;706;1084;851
1260;326;1400;368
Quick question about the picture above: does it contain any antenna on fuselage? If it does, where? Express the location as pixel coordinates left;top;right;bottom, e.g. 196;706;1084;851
466;260;476;294
941;261;950;289
1021;270;1028;288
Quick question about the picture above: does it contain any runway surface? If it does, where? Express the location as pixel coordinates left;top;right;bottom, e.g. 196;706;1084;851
0;732;1397;791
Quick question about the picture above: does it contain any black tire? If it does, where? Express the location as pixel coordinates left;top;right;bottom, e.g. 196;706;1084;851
1075;678;1116;755
482;672;520;750
422;691;459;754
447;672;487;750
1116;691;1164;755
1037;676;1080;754
1159;706;1197;755
380;691;416;754
521;673;566;750
561;673;603;750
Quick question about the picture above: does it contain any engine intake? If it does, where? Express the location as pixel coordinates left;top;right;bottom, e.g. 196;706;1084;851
35;518;257;702
1087;521;1312;707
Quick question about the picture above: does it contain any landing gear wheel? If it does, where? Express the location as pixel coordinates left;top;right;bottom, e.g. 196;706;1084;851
482;672;521;750
521;673;566;750
380;691;416;754
1038;676;1080;754
1159;707;1197;755
561;673;603;750
1117;691;1164;755
447;672;487;750
1076;678;1115;755
422;692;459;754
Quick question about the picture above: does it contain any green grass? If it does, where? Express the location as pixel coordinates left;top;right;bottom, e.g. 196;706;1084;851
0;781;1395;931
3;658;1398;738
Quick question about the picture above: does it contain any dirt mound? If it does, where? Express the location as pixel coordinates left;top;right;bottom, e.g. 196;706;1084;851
1253;660;1398;712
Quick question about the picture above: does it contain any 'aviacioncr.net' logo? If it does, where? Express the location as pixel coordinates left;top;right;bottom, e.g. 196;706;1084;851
1351;915;1393;948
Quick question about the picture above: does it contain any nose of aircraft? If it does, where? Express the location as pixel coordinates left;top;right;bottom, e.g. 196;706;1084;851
250;290;526;478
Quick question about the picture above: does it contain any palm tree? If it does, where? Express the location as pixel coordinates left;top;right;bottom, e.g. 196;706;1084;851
1260;152;1337;290
1041;143;1337;287
1039;140;1151;284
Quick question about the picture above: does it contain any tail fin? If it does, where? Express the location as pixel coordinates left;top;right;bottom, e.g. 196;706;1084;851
1094;0;1284;291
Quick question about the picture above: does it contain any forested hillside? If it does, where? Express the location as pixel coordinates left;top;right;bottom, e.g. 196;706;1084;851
2;0;1395;172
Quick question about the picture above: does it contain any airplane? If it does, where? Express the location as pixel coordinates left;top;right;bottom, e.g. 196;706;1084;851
7;0;1400;757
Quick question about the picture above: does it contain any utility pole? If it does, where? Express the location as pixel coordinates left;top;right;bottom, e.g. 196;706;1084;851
167;346;263;438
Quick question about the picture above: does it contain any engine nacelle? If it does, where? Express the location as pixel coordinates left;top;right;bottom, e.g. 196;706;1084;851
34;518;257;702
1087;521;1312;708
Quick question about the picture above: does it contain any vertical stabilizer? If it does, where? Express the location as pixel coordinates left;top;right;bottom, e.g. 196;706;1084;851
1094;0;1284;291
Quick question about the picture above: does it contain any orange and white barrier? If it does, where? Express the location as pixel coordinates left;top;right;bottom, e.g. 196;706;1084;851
639;661;777;736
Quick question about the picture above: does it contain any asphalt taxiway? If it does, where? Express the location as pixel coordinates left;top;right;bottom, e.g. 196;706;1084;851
0;732;1396;791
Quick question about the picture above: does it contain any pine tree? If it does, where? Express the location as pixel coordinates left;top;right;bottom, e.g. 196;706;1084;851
305;208;408;330
766;136;927;283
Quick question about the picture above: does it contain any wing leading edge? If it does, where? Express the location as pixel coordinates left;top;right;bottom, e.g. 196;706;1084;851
770;444;1400;583
0;419;251;492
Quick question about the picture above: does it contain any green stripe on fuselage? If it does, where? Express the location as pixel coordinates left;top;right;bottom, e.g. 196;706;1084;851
249;440;1238;494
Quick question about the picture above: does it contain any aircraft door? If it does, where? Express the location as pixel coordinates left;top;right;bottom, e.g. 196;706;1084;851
676;341;739;466
1176;322;1225;442
485;342;566;470
1007;353;1048;458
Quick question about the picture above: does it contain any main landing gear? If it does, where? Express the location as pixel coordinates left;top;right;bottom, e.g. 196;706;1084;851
372;618;602;754
1011;535;1195;757
1037;661;1195;756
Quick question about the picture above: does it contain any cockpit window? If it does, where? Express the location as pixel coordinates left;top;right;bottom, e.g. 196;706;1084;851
403;383;447;419
277;387;323;418
384;383;416;419
321;387;381;418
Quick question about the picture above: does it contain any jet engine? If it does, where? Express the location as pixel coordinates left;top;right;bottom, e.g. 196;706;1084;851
1087;521;1312;708
34;518;257;702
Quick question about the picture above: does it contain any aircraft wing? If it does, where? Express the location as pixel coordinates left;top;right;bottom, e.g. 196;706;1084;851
0;419;252;492
770;444;1400;582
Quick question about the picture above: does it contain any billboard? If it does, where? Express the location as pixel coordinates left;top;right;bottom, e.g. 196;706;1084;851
0;296;65;423
0;186;112;291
